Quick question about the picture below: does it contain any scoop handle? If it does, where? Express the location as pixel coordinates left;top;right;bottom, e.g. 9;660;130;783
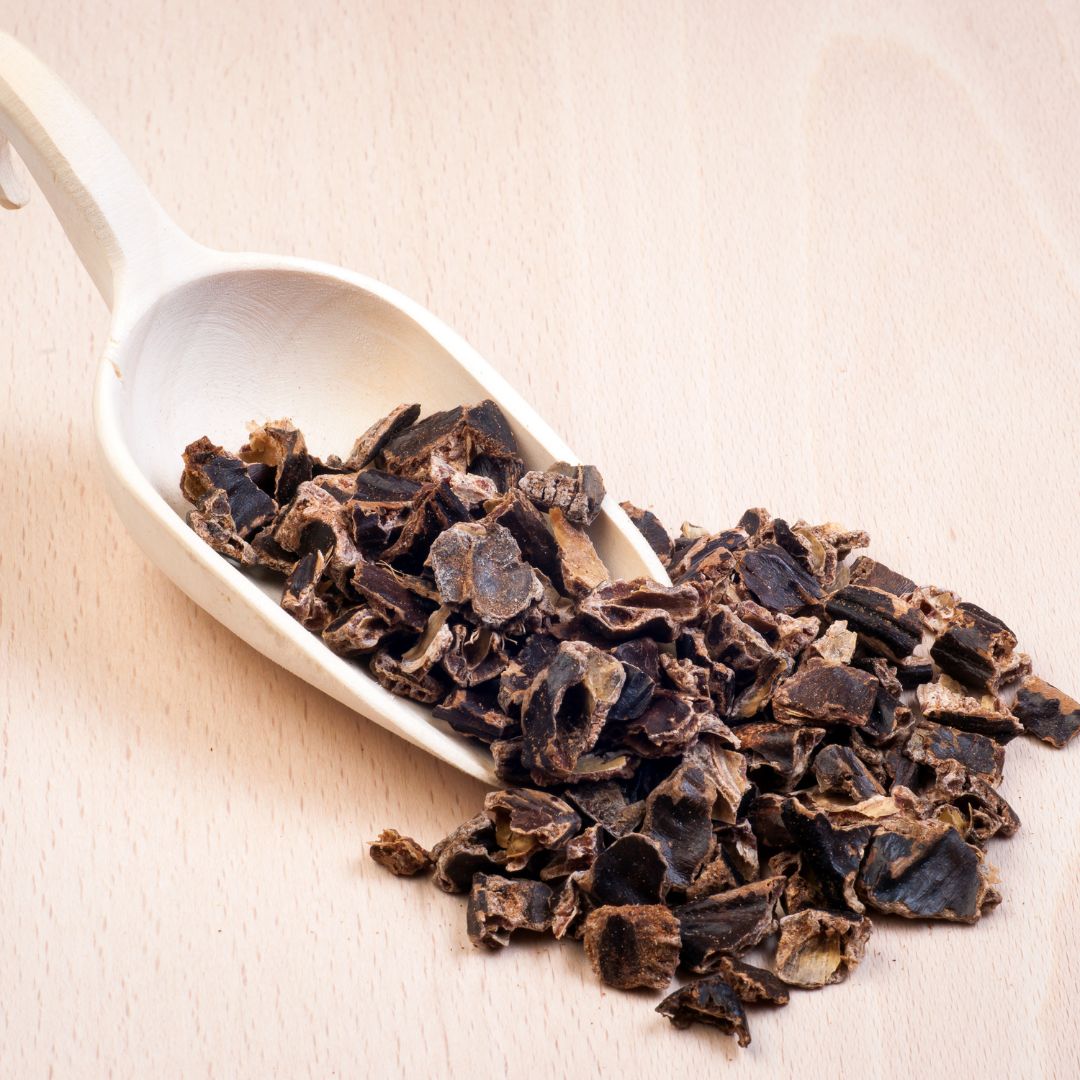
0;31;197;313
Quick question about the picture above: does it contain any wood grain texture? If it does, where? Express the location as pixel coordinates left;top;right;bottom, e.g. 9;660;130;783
1;2;1078;1076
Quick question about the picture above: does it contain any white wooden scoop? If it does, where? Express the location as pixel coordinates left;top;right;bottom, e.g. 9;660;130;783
0;32;668;784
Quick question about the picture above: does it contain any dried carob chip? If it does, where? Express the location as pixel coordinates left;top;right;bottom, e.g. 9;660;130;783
467;874;554;948
656;976;751;1045
584;904;681;991
182;403;1078;1049
368;829;432;876
774;909;871;988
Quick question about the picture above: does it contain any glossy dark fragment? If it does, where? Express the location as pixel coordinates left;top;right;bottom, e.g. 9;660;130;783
378;479;473;566
187;489;257;565
344;402;421;470
620;501;674;565
812;744;885;801
181;436;277;537
351;559;435;631
772;660;879;728
641;763;716;890
683;736;750;825
565;782;644;838
774;909;871;988
1013;675;1080;748
578;578;701;643
656;976;751;1046
930;602;1028;693
905;721;1005;784
584;904;681;991
858;818;1000;922
676;876;785;972
281;550;334;630
498;634;559;715
826;585;922;660
433;688;517;743
737;543;824;613
484;788;581;869
620;689;700;758
467;874;554;948
712;957;790;1005
737;723;826;789
370;649;446;704
781;799;872;913
368;829;432;877
481;489;562;581
848;555;916;597
321;605;388;657
520;640;624;779
430;813;499;893
916;680;1022;742
582;832;670;906
240;419;313;504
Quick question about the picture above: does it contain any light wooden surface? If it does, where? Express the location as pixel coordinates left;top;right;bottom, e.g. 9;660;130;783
2;2;1078;1077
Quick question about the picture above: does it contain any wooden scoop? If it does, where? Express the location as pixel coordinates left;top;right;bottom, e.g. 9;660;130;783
0;32;668;784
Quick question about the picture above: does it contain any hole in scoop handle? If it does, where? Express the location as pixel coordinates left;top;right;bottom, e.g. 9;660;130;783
0;31;197;313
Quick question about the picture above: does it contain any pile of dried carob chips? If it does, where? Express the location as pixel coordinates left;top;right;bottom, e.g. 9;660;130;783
181;399;1079;1048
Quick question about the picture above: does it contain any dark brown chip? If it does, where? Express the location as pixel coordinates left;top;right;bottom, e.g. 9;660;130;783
281;550;335;630
825;585;923;660
916;680;1022;742
683;736;750;825
370;648;446;704
378;480;473;566
498;634;560;715
641;763;717;890
737;543;824;614
848;555;916;597
925;767;1020;843
379;399;521;486
520;640;624;779
684;855;740;900
482;489;562;580
655;975;751;1046
518;462;606;526
712;957;790;1005
583;904;681;991
187;489;258;565
736;723;826;789
930;602;1029;693
343;403;421;469
239;419;314;504
432;688;518;743
565;782;645;838
368;829;432;876
352;558;436;632
669;532;742;586
181;436;277;538
582;833;670;906
620;502;674;565
774;909;871;988
676;877;785;972
548;507;611;597
780;799;873;913
772;660;879;728
812;744;885;801
539;824;604;881
895;655;935;689
1013;675;1080;748
578;578;702;643
321;605;389;657
484;788;581;869
857;818;1000;922
905;720;1005;784
429;813;499;893
466;873;554;948
620;690;701;758
427;521;542;625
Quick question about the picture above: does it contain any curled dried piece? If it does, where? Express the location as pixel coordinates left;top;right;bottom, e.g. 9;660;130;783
848;556;916;597
916;679;1022;742
566;782;645;838
774;909;871;988
737;723;826;789
442;623;508;687
379;480;473;566
584;904;681;991
781;799;872;913
676;877;785;972
858;818;1000;922
181;436;277;538
427;521;542;625
683;737;750;825
812;744;885;801
641;763;716;890
548;507;610;597
240;419;313;503
578;578;701;643
187;489;257;565
521;640;624;779
713;957;790;1005
905;721;1005;785
620;501;674;565
518;462;606;526
772;660;879;729
737;544;824;613
281;550;335;630
430;813;498;893
621;690;700;758
433;689;517;744
539;824;604;881
582;833;670;906
466;874;554;948
1013;676;1080;748
344;403;421;470
321;605;388;657
826;585;922;660
484;788;581;869
352;559;435;632
368;829;432;877
669;531;743;586
930;602;1030;693
370;649;446;704
656;976;751;1046
498;634;559;715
